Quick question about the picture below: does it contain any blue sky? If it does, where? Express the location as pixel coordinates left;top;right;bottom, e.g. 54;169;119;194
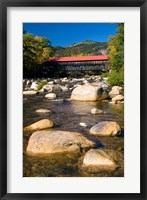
23;23;118;47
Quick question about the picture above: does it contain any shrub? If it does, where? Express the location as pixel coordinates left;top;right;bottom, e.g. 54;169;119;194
107;69;124;86
37;80;47;90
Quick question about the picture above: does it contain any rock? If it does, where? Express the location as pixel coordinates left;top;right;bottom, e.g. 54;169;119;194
47;81;54;85
109;86;123;98
42;84;61;93
91;108;104;114
60;86;68;92
112;86;123;92
109;89;120;98
109;101;116;104
23;91;38;95
70;85;107;101
26;80;31;85
24;119;54;132
112;95;124;103
82;149;116;172
45;93;56;99
101;82;109;91
90;121;121;136
30;82;38;90
79;122;88;127
26;130;96;155
62;78;69;83
35;109;51;113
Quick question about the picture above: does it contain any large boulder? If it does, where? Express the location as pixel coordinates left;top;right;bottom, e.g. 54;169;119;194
90;121;121;136
70;85;108;101
26;130;96;155
82;149;116;172
24;119;54;132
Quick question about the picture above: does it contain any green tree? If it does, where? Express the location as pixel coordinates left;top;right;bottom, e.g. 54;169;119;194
23;33;53;77
108;23;124;86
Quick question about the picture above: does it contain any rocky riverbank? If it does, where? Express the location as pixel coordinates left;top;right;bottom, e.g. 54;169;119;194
23;75;124;177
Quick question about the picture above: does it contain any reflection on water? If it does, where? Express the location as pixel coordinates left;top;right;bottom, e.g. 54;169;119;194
23;93;124;177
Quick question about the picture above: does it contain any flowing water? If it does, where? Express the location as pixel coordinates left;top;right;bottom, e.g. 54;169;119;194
23;91;124;177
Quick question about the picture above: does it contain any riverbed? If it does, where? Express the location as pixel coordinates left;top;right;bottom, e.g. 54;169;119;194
23;90;124;177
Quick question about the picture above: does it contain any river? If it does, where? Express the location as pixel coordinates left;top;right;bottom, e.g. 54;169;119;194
23;89;124;177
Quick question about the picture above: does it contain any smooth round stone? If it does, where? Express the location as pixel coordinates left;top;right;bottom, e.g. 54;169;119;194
24;119;54;132
35;109;51;113
45;93;56;99
90;121;121;136
112;95;124;103
82;149;116;172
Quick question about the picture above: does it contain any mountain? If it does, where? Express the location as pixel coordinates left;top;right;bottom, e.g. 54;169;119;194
53;40;108;57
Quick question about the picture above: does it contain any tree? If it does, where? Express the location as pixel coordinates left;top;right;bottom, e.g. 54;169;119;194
108;23;124;86
23;33;53;77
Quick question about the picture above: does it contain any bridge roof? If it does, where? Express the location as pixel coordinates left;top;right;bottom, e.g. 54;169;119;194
48;55;109;62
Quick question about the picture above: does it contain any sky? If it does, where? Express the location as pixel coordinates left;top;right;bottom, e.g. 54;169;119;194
23;23;118;47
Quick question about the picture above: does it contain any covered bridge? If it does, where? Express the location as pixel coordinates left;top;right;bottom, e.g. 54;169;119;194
43;55;109;74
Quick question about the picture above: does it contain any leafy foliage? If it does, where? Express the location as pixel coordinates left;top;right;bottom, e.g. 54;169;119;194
107;68;124;86
23;33;53;77
108;24;124;86
37;80;47;90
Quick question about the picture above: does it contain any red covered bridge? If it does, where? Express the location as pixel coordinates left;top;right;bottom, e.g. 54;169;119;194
43;55;109;74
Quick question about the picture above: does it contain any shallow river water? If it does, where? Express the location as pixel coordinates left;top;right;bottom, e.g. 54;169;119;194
23;91;124;177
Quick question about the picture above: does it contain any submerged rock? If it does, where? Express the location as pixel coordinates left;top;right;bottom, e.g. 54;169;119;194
90;121;121;136
70;85;107;101
35;109;51;113
91;108;104;114
26;130;96;155
79;122;88;127
82;149;116;172
24;119;54;132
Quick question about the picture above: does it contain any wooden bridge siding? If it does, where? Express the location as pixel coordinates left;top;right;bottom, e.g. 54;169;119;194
43;60;109;73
